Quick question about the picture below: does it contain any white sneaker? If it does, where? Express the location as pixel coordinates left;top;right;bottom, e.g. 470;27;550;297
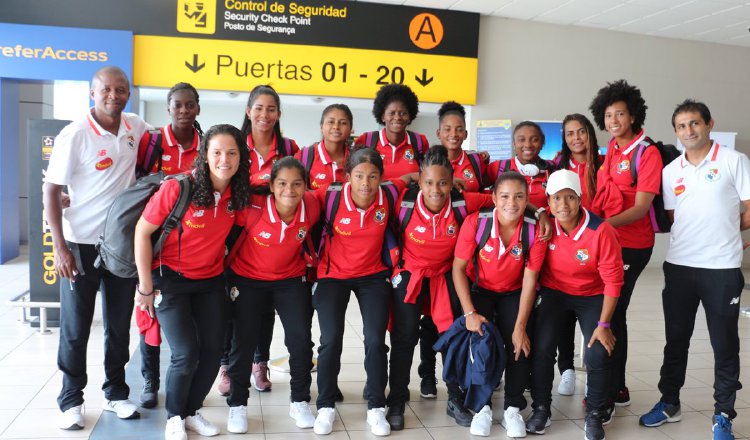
470;405;493;437
314;407;336;435
558;369;576;396
186;411;220;436
290;401;315;428
165;415;188;440
103;399;139;419
502;406;526;438
227;405;248;434
58;404;84;430
367;407;391;436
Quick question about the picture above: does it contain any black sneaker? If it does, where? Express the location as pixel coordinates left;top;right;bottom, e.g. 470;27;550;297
420;376;437;399
446;397;472;427
601;403;615;426
335;387;344;402
386;404;405;430
614;387;631;407
139;379;159;409
525;405;552;434
585;410;606;440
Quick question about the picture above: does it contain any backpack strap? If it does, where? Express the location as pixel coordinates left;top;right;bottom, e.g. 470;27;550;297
472;208;495;292
140;129;163;178
321;182;344;274
520;218;536;265
450;189;469;225
304;145;317;171
224;206;262;268
407;130;425;163
365;131;378;149
499;159;511;174
465;152;484;189
629;138;654;188
397;184;420;236
153;174;194;276
284;137;293;157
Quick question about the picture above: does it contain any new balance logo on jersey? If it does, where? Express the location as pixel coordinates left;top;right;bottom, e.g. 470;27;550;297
730;297;740;305
315;173;327;180
339;217;351;225
414;226;426;233
259;231;271;239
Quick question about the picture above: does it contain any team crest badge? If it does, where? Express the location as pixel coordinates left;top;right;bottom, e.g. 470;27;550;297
404;149;415;161
617;159;630;172
510;244;523;259
447;223;456;236
374;208;386;223
260;173;271;181
705;168;720;182
392;273;402;288
127;135;136;150
463;169;473;180
576;249;589;263
296;227;307;241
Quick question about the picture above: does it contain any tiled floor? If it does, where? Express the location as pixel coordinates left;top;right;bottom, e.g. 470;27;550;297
1;246;750;439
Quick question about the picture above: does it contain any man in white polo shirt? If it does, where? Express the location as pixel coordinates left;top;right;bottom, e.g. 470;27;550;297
43;66;149;430
639;100;750;440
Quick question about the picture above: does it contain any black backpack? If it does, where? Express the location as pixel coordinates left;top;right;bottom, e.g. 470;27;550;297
94;172;193;278
629;138;681;233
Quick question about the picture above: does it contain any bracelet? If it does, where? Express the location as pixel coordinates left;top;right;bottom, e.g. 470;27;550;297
534;207;546;220
137;285;154;297
464;310;477;317
597;321;611;328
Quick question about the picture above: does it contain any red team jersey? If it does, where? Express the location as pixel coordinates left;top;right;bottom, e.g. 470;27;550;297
597;131;662;248
354;129;429;181
230;192;321;281
314;179;406;279
294;141;348;189
455;210;547;292
142;176;235;279
247;134;300;186
451;151;486;193
137;124;200;175
485;158;551;209
539;209;624;297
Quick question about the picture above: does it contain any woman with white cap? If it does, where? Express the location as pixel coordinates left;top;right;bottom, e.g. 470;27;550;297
525;170;624;440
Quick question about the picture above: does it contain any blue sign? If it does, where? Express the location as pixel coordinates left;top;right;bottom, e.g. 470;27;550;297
0;23;132;82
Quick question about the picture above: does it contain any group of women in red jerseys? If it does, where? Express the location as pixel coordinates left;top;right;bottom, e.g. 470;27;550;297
131;79;660;440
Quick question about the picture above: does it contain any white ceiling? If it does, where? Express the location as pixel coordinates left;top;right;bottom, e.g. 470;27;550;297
356;0;750;48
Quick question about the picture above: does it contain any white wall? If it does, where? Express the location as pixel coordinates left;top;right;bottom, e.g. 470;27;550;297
472;16;750;267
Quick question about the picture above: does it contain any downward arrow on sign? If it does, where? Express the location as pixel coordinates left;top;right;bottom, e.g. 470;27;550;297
185;54;205;73
415;68;433;86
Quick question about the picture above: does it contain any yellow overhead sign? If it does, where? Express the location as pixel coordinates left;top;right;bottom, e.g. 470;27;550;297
133;35;477;104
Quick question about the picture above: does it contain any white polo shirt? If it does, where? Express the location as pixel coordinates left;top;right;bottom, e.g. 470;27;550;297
45;110;149;244
662;142;750;269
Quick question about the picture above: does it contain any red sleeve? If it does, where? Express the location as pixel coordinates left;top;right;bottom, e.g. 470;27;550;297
354;133;367;146
636;146;663;195
485;160;500;186
289;138;300;156
463;192;494;213
419;134;430;152
454;213;479;261
595;223;624;297
142;178;180;226
293;149;302;161
525;232;547;272
304;192;322;225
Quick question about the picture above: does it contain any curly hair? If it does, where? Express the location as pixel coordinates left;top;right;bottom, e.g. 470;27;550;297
192;124;251;211
371;84;420;125
560;113;601;201
346;145;384;175
589;79;647;133
240;85;289;157
167;82;204;136
437;101;466;123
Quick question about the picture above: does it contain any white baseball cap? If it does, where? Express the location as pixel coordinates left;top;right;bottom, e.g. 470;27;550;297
546;169;582;197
